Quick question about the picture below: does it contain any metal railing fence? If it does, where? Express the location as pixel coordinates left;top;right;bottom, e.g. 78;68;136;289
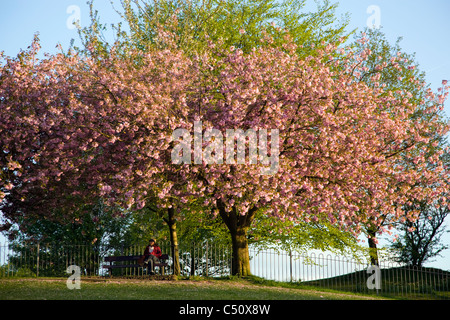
249;247;449;299
1;241;448;299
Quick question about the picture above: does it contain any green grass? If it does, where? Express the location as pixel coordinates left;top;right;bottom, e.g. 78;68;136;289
0;276;387;300
2;267;448;300
3;267;448;300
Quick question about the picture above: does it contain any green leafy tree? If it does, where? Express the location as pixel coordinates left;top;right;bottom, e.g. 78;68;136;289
390;195;450;267
249;209;363;257
5;199;130;276
77;0;350;57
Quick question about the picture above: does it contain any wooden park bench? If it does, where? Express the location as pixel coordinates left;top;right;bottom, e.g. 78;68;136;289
103;254;170;276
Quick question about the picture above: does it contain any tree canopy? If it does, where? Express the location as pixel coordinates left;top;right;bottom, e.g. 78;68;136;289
1;0;449;276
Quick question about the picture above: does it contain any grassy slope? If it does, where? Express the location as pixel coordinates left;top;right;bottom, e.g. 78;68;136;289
301;266;450;300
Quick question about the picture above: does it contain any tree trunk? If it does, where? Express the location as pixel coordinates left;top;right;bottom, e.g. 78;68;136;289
367;228;379;266
217;200;257;277
190;245;196;276
165;208;181;276
230;227;251;276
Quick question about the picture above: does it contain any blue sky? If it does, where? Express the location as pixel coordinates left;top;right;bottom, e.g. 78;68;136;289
0;1;449;270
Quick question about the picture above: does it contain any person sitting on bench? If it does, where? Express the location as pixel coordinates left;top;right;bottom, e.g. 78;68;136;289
141;238;162;274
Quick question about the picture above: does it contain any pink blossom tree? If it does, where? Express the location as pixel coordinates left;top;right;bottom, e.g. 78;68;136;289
1;32;448;276
0;35;193;235
169;34;449;275
347;29;450;264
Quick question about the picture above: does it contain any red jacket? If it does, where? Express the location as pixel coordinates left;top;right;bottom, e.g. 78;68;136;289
144;244;162;258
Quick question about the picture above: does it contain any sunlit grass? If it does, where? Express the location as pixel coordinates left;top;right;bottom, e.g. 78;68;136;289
0;277;386;300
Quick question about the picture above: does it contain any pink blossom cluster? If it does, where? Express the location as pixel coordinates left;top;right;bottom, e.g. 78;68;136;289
0;32;449;238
